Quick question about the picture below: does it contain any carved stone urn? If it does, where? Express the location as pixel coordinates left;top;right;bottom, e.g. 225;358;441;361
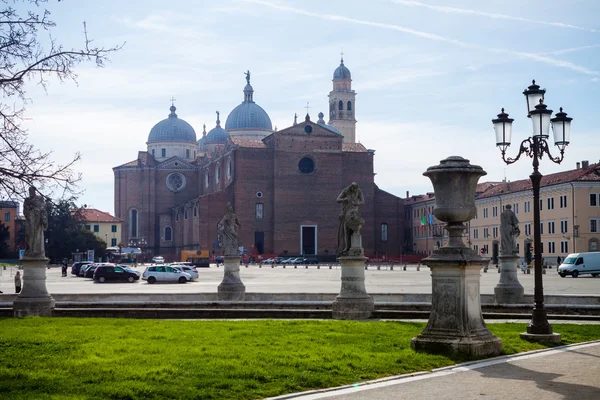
411;156;503;357
424;156;484;248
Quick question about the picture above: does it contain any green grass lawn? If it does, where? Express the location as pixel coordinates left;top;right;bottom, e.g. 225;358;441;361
0;318;599;400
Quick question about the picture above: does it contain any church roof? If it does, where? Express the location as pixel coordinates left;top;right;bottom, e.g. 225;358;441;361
230;138;267;148
342;143;367;152
147;105;197;144
317;112;342;135
225;72;273;131
333;57;351;80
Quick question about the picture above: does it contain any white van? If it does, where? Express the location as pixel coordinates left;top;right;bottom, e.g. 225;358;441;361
558;252;600;278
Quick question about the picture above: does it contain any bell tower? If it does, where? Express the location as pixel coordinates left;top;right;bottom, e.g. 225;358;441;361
328;56;356;143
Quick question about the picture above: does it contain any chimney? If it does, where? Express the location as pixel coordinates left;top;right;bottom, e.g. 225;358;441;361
582;160;589;169
406;191;409;198
576;162;580;169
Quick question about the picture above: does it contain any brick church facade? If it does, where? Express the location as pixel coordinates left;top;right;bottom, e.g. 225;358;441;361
114;60;404;260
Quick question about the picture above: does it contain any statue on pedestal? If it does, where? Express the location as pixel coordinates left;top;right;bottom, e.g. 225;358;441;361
336;182;365;256
23;186;48;258
217;202;241;256
500;204;520;255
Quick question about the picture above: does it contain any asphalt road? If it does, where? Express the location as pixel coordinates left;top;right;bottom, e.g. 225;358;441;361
1;263;598;295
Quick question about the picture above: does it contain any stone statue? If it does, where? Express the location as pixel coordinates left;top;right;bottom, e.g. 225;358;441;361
23;186;48;258
500;204;520;255
337;182;365;255
217;202;241;256
245;70;251;84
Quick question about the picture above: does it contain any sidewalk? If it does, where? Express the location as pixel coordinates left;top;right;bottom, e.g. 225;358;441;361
271;341;600;400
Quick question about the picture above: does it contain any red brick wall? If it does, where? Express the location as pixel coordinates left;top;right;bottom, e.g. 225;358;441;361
374;187;405;258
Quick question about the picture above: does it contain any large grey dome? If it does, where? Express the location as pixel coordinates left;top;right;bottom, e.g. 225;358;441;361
225;74;272;131
333;58;351;80
148;106;197;143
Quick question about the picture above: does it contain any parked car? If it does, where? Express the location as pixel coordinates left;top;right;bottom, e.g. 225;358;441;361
79;263;96;277
94;265;140;283
71;261;93;276
558;252;600;278
290;257;306;264
151;256;165;264
142;266;191;284
304;257;319;264
279;258;293;264
262;258;275;264
171;264;199;281
85;263;114;278
84;265;99;278
275;257;285;264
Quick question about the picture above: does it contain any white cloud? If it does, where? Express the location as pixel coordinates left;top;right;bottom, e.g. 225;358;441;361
390;0;599;33
242;0;599;76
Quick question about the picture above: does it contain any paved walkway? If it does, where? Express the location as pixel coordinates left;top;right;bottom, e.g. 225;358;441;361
270;341;600;400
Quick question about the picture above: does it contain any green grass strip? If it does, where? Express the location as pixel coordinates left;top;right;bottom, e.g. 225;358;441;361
0;318;598;399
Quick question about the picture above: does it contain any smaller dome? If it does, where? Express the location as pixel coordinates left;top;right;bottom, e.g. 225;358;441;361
333;57;351;80
205;111;230;143
148;105;197;143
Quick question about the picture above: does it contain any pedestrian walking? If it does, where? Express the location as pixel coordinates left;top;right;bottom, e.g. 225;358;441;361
62;260;68;277
15;271;22;294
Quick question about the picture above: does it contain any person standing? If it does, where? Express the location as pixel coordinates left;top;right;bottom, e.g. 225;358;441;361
15;271;22;293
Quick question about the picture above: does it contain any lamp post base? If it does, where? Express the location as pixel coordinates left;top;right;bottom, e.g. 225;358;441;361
519;332;562;344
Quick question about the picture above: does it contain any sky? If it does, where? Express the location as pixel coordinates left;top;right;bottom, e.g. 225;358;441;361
17;0;600;215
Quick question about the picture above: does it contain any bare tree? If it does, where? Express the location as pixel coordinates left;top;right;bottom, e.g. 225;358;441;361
0;0;123;200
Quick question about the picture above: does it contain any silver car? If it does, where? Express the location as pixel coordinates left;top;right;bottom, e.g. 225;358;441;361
142;266;191;284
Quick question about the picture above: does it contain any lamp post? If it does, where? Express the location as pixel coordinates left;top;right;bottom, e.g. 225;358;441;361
493;80;571;342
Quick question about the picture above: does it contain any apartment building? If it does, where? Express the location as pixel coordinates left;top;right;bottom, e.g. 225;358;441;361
0;200;20;253
79;208;124;247
405;161;600;262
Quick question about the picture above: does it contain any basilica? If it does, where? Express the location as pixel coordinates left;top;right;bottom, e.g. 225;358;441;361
113;59;405;260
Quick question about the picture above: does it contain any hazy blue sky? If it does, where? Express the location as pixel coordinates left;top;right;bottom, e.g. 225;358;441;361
18;0;600;214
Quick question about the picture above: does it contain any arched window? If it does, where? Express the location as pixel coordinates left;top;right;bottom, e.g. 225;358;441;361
215;163;220;184
381;223;388;242
175;211;180;222
164;226;172;241
129;209;138;238
338;100;343;110
193;206;198;217
186;149;190;159
347;101;352;112
184;208;188;220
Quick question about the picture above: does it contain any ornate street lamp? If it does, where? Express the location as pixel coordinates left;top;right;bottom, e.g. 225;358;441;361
492;80;572;342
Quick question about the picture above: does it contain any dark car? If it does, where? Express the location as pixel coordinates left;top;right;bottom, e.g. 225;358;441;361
93;265;140;283
71;261;93;276
304;257;319;264
84;265;99;278
215;256;224;264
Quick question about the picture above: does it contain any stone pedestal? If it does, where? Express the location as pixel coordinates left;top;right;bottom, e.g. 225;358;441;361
13;257;55;317
411;247;503;357
332;253;374;320
494;255;524;304
217;256;245;301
